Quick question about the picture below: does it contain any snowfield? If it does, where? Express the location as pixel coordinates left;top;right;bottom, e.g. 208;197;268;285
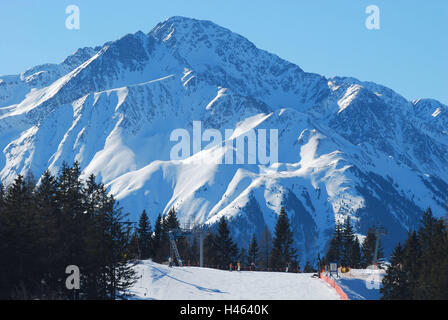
127;260;341;300
336;268;386;300
1;16;447;264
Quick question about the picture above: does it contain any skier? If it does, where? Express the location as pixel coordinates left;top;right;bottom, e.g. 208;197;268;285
237;261;241;271
285;262;291;273
229;263;233;271
168;256;173;268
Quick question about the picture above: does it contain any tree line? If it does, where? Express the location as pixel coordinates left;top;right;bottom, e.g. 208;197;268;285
381;208;448;300
0;162;136;300
130;206;300;271
2;161;445;300
321;208;448;300
323;216;384;269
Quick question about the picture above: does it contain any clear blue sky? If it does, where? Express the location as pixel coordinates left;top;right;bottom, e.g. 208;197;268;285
1;0;447;104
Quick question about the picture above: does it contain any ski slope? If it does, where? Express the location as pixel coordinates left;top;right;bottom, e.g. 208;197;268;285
336;268;386;300
127;260;341;300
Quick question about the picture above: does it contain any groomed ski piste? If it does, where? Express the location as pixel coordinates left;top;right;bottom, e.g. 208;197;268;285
125;260;383;300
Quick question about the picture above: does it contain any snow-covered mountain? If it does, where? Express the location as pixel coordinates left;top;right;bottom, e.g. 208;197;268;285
1;16;447;264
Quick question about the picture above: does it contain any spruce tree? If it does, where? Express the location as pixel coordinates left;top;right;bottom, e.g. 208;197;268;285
203;232;217;266
0;164;138;299
190;233;200;265
341;216;357;267
361;229;375;267
381;208;448;300
403;230;420;296
239;246;247;269
162;208;183;263
248;233;260;266
34;170;61;295
214;217;238;267
1;174;41;298
259;225;272;269
350;237;362;268
153;214;164;262
163;207;180;231
380;242;410;299
326;222;343;265
270;207;298;270
137;210;153;259
414;209;447;299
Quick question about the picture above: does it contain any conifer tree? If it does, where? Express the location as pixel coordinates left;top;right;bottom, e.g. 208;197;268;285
0;175;36;298
325;222;343;264
161;208;182;263
270;207;298;270
414;209;447;299
163;208;180;231
381;208;448;300
259;225;272;269
361;228;375;267
341;216;357;267
239;246;247;269
188;233;200;265
203;232;217;266
34;170;61;295
102;201;137;299
248;233;260;266
380;242;409;300
137;210;153;259
403;230;420;295
214;217;238;266
0;164;137;299
350;237;362;268
153;214;164;262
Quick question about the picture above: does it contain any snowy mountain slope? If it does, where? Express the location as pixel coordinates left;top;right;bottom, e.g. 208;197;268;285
0;16;447;264
128;260;340;300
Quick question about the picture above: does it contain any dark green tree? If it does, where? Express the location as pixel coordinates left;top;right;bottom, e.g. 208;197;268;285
381;208;448;300
325;222;343;265
137;210;153;259
259;225;272;269
214;217;238;267
239;246;247;269
414;209;447;299
380;242;410;299
248;233;260;266
341;216;357;267
163;208;180;231
152;214;164;262
270;207;298;270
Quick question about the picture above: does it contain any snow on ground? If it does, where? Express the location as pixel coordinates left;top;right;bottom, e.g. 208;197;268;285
127;260;341;300
336;268;386;300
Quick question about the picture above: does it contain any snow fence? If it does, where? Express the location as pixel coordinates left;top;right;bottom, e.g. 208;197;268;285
320;271;349;300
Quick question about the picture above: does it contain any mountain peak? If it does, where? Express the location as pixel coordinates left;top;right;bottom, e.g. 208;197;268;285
149;15;244;46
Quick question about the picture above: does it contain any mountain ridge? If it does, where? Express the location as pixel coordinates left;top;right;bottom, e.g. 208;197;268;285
1;16;447;265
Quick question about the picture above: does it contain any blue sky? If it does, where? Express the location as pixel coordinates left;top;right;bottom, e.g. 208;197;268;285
1;0;447;104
